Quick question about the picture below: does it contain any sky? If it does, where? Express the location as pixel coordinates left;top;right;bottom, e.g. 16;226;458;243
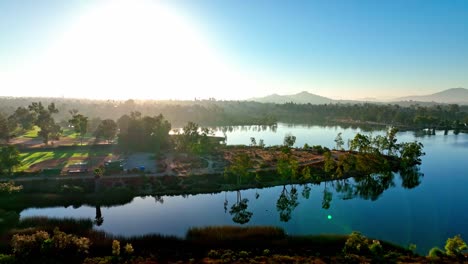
0;0;467;100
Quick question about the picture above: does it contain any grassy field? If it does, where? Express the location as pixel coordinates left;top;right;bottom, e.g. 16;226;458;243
61;128;94;140
19;126;40;138
17;148;117;172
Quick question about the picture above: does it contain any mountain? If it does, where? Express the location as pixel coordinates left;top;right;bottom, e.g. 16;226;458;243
394;88;468;104
249;91;334;104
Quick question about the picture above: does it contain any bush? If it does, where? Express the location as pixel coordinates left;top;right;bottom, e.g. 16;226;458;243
11;228;91;260
369;240;383;255
343;231;369;255
445;234;467;257
428;247;445;258
0;254;15;264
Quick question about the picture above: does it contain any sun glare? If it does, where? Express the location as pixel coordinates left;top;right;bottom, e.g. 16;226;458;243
6;0;259;100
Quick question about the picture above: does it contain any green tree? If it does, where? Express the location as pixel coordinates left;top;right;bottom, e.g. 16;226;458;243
8;107;35;131
386;127;399;155
225;153;252;185
175;122;213;154
118;113;171;152
28;102;61;145
94;119;117;142
349;133;372;153
283;133;296;148
277;153;299;182
399;141;425;166
0;145;21;175
0;113;11;142
334;132;344;150
323;151;336;176
69;111;88;145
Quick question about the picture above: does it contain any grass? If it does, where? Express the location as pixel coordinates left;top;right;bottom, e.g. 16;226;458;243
61;128;94;140
16;217;93;234
17;148;115;172
19;126;40;138
186;226;286;241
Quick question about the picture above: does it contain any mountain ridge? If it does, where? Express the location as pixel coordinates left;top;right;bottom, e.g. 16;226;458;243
248;88;468;105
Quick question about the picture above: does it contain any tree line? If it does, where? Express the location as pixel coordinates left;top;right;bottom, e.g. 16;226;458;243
1;97;467;130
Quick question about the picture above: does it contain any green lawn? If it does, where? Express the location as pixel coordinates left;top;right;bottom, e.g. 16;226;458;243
19;126;40;138
17;149;115;172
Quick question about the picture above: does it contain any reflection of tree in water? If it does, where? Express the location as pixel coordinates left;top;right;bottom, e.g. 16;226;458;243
353;171;395;201
333;166;422;202
276;185;299;222
154;195;164;204
229;191;253;224
333;172;395;201
94;206;104;226
301;184;311;199
399;166;423;189
224;192;228;213
322;183;333;209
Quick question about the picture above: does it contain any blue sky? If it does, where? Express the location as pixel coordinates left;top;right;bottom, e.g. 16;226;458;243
0;0;467;100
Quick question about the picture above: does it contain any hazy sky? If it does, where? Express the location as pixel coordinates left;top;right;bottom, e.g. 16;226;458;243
1;0;467;100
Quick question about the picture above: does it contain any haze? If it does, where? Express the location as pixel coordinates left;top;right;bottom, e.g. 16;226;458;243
1;0;467;100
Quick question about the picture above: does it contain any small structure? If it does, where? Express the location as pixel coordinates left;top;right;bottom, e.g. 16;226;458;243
67;162;89;174
104;160;124;173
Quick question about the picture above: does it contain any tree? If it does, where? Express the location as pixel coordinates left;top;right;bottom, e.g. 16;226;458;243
118;113;171;152
334;132;344;150
94;119;117;143
283;133;296;148
277;153;298;182
0;113;11;142
28;102;61;145
225;153;252;185
323;151;336;176
399;142;425;166
386;127;399;155
8;107;35;131
175;122;213;154
0;145;21;175
69;112;88;145
349;133;372;153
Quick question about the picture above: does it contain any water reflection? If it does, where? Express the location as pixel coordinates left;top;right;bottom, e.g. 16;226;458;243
221;166;424;224
228;191;253;224
276;185;299;222
94;206;103;226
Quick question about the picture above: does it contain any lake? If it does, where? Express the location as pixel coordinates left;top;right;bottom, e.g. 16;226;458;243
21;123;468;254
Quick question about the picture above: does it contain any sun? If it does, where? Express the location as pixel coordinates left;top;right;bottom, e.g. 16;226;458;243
6;0;257;100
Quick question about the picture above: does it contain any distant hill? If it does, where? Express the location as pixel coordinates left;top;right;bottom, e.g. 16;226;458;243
249;91;333;104
394;88;468;105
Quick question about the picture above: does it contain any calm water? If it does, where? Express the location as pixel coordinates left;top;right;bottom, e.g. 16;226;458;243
21;123;468;254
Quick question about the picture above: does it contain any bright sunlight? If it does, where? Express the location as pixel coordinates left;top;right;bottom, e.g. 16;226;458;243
4;0;261;100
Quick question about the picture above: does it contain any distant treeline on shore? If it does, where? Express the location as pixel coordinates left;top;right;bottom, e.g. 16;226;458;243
0;97;467;128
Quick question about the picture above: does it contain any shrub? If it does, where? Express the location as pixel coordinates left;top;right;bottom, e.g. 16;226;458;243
343;231;369;255
445;234;467;257
428;247;445;258
11;228;90;259
0;254;15;264
112;240;120;256
369;240;383;255
124;243;134;255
